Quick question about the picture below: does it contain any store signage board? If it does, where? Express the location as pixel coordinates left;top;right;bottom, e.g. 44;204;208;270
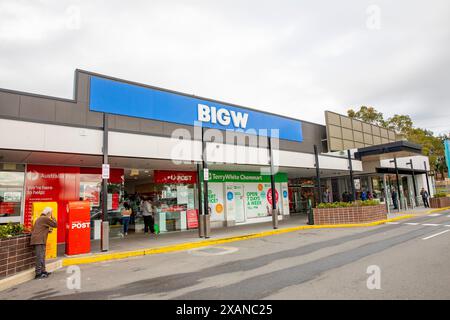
89;76;303;142
154;170;197;184
102;164;110;179
201;170;288;183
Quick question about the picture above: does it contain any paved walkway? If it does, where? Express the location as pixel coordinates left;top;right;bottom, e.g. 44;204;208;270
57;215;309;257
387;206;430;219
56;206;432;258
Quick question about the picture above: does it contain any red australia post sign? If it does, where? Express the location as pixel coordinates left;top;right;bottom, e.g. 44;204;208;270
154;170;197;184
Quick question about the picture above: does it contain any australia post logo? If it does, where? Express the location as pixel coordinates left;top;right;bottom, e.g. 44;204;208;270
197;104;248;129
154;171;196;184
70;221;90;230
167;174;191;182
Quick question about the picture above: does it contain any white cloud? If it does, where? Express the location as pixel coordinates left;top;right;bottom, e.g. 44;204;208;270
0;0;449;135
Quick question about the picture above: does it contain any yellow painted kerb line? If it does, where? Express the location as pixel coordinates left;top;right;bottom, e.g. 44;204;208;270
426;206;450;214
61;214;416;267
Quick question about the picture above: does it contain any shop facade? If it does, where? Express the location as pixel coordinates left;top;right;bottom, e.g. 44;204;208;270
0;69;435;243
203;170;290;227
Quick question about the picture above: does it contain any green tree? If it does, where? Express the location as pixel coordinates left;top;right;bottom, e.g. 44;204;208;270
384;114;413;134
347;106;384;126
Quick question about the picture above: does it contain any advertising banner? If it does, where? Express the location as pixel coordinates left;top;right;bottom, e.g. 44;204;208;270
186;209;198;229
207;183;225;221
65;201;91;255
32;201;58;259
25;165;80;243
89;76;303;142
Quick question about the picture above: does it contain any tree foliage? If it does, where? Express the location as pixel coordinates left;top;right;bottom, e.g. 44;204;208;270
347;106;448;178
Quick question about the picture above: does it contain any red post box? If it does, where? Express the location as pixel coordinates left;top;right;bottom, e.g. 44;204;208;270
66;200;91;255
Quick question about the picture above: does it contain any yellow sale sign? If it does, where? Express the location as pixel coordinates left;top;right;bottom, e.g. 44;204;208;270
32;202;58;259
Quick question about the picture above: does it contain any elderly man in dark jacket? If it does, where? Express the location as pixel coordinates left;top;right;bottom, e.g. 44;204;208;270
30;207;57;279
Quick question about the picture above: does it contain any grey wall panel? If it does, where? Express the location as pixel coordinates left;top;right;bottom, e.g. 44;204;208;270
19;95;56;122
55;101;87;125
86;111;103;127
0;92;20;117
163;122;195;137
139;119;165;135
115;115;141;132
76;72;90;103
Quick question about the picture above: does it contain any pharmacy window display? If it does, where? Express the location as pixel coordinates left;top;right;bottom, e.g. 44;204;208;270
203;171;290;224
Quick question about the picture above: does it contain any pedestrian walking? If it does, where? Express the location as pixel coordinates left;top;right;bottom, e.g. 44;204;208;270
142;198;155;234
361;190;368;201
121;201;132;236
322;188;331;203
30;207;57;279
420;188;430;208
391;188;399;210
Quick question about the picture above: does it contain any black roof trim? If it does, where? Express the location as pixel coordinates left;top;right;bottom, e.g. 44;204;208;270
375;167;427;175
354;140;422;160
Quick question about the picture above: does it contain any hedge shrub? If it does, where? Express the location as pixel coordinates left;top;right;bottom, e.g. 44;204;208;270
317;199;380;209
0;223;26;239
433;192;448;198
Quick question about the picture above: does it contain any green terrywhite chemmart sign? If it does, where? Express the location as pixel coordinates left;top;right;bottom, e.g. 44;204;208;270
202;170;288;183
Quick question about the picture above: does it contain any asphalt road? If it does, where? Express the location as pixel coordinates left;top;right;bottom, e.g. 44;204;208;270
2;210;450;300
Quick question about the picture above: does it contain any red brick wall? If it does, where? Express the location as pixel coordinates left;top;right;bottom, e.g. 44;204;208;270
0;234;35;279
313;204;387;225
430;197;450;208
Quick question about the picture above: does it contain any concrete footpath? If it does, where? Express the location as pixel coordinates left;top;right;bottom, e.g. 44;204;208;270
0;206;445;292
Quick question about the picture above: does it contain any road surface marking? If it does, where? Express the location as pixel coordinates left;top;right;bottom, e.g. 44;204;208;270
387;222;400;224
422;229;450;240
445;225;450;227
422;224;440;227
429;213;442;217
404;223;419;226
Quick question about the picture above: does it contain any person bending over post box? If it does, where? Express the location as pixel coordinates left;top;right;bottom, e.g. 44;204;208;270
30;207;57;279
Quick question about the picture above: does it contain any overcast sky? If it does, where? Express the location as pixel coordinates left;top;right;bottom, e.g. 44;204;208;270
0;0;449;135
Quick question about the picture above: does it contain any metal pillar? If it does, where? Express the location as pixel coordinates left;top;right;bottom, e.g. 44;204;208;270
424;161;431;196
406;159;418;206
310;145;321;225
196;163;204;238
268;137;278;229
347;149;356;203
383;174;390;214
390;156;401;212
201;127;210;238
101;113;109;252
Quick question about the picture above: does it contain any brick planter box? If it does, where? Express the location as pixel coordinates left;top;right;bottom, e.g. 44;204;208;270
0;234;35;279
430;197;450;208
313;204;387;225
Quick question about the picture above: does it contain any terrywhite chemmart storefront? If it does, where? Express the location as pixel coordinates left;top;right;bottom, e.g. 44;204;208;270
204;171;289;227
